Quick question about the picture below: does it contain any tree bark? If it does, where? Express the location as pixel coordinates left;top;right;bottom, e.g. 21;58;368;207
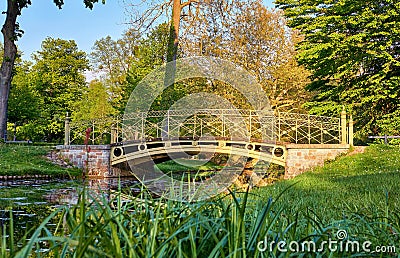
167;0;181;63
163;0;182;111
0;0;19;140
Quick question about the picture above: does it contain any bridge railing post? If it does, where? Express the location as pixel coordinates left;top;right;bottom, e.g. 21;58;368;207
166;110;170;139
64;113;70;146
249;111;252;139
200;118;203;136
320;122;323;144
277;112;281;142
348;115;354;146
341;107;347;144
111;126;117;144
193;113;197;138
141;112;145;140
308;114;311;144
92;122;95;144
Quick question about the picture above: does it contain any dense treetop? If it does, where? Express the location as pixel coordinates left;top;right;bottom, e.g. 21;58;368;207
0;0;105;140
276;0;400;137
5;0;400;142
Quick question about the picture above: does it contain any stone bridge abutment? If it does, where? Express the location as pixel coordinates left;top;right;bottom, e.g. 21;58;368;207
284;144;349;179
56;145;112;178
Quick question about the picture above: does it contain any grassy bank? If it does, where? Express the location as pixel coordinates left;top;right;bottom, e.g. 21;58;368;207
256;144;400;218
0;144;80;177
1;145;399;257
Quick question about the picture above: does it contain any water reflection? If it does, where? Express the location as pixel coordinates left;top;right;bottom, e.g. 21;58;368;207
44;178;142;204
0;177;140;241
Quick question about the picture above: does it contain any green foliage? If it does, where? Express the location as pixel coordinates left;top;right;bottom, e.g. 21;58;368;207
32;37;88;113
276;0;400;137
72;80;116;121
180;1;312;112
90;24;177;113
375;109;400;138
90;30;140;112
82;0;106;9
5;182;399;256
0;0;105;141
91;4;312;114
102;22;189;113
125;23;172;112
8;61;41;125
8;37;89;142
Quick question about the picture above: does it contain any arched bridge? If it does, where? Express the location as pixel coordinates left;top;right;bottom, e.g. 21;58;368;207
111;138;286;167
59;109;353;179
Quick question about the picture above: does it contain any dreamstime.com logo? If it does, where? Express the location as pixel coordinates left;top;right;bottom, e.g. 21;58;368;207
257;229;397;254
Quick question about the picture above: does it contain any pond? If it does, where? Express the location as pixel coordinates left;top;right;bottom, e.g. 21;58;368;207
0;164;280;243
0;177;140;242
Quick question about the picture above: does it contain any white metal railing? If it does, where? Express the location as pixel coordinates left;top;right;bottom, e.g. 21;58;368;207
66;109;352;145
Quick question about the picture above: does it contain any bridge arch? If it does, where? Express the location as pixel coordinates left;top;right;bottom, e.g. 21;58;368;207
111;138;286;167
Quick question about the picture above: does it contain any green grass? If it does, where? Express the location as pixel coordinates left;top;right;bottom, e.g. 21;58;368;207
0;144;81;177
1;144;399;257
156;158;223;172
255;144;400;218
156;159;224;181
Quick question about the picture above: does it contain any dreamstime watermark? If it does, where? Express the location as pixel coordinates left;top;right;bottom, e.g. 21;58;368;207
257;230;397;254
122;56;275;202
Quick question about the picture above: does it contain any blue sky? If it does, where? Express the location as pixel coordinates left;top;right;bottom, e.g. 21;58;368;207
0;0;127;59
0;0;274;60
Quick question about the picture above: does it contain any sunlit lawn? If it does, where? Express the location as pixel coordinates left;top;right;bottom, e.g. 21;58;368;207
0;144;80;176
255;144;400;220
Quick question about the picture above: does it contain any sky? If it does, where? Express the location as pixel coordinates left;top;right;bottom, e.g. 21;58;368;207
0;0;275;60
0;0;128;60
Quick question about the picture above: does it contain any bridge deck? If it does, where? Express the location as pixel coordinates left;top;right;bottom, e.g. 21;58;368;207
110;137;287;167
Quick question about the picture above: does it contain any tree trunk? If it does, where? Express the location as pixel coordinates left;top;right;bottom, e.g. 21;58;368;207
164;0;181;89
167;0;181;63
163;0;181;129
0;0;19;141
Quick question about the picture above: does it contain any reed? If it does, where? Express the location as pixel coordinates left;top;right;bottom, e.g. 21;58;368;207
0;185;396;257
1;144;399;257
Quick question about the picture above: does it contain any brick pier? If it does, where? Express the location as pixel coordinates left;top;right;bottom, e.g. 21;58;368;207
56;145;112;177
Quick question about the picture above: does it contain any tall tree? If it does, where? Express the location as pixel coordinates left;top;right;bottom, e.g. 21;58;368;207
0;0;105;141
126;23;173;111
91;30;139;85
7;61;41;127
276;0;400;136
181;0;311;111
90;29;139;111
125;0;310;112
32;37;89;141
127;0;200;62
72;80;116;121
90;23;172;113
